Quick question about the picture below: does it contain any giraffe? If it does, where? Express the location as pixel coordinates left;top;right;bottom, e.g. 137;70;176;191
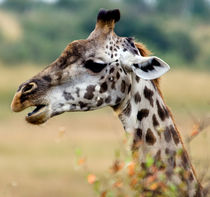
11;9;204;196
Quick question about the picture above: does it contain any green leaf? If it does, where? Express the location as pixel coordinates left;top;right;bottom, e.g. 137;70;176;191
106;191;114;197
114;149;120;159
174;167;183;174
93;180;100;194
75;148;82;157
168;183;177;192
159;173;166;181
177;148;183;156
146;155;154;168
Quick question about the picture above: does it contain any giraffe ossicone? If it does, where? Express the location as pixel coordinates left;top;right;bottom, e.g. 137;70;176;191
11;9;204;196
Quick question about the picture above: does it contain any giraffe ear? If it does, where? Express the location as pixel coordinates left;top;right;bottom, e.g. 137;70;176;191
131;56;170;80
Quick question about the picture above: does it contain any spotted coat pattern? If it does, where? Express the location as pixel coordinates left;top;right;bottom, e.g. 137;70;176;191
11;9;203;197
116;76;201;197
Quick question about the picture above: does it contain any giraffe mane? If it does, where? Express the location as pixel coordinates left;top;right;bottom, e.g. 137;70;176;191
134;42;151;57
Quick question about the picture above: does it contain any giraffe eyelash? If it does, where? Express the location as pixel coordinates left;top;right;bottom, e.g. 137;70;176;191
84;60;107;73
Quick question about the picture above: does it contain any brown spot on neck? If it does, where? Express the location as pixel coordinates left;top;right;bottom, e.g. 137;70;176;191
164;126;172;143
170;125;180;145
144;86;154;107
152;114;159;127
132;128;143;151
145;128;156;145
137;109;149;121
156;100;169;121
134;92;141;104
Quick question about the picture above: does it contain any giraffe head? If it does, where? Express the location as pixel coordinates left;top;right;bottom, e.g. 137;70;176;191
11;9;170;125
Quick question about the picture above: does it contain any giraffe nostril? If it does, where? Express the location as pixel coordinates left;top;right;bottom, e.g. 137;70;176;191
22;82;37;93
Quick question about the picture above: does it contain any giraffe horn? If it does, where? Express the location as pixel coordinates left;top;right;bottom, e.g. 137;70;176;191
97;8;120;24
93;9;120;34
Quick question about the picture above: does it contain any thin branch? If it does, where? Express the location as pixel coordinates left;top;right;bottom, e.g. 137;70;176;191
186;116;210;143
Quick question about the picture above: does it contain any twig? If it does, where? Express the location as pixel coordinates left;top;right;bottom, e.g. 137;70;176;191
186;116;210;143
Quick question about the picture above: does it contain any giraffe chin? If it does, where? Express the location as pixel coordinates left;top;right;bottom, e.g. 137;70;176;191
25;105;50;125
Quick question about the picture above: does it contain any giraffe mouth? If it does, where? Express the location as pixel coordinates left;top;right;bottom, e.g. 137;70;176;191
27;105;46;117
25;104;50;125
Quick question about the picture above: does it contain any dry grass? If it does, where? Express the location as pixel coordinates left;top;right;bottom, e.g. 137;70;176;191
0;110;124;197
162;69;210;101
0;65;209;197
0;111;209;197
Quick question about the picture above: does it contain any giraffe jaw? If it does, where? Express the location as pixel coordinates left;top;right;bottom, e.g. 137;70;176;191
25;104;50;125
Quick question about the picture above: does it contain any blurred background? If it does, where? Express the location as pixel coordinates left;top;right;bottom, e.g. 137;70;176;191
0;0;209;196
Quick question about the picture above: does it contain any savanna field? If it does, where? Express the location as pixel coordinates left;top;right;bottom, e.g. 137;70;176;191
0;65;209;197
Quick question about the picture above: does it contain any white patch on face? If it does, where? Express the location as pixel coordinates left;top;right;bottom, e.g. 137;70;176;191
109;76;114;81
120;48;139;67
95;85;100;92
96;97;101;101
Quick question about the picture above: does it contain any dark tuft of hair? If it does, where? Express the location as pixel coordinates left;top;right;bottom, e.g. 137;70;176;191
97;8;120;23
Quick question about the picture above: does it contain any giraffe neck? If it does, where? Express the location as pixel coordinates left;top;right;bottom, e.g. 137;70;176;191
113;74;202;196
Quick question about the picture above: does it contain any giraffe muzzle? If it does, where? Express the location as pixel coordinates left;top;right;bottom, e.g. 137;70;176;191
11;91;30;112
11;90;50;125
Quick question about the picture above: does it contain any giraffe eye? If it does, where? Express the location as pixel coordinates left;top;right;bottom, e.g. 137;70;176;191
84;60;107;73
